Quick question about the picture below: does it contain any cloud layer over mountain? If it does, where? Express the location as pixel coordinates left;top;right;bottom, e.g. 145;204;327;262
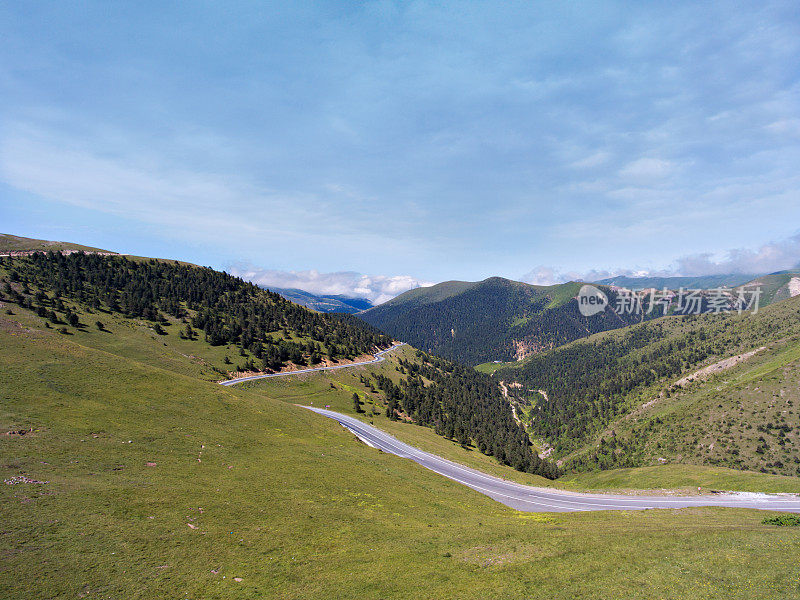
522;232;800;285
228;266;433;305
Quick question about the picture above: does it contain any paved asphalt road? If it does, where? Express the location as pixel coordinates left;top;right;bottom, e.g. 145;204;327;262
304;407;800;513
220;343;405;386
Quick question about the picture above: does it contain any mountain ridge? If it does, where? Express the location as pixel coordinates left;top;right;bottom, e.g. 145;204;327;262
0;233;113;254
358;276;655;365
593;273;758;290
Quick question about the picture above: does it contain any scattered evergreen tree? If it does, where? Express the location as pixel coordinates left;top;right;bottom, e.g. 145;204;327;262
370;351;560;479
2;252;391;373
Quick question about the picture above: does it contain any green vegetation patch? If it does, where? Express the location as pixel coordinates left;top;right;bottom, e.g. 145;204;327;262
0;253;558;481
5;247;800;598
762;514;800;526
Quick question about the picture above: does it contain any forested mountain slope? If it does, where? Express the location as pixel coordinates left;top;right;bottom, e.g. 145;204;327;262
372;350;559;477
489;295;800;476
359;276;654;364
362;272;800;366
1;252;390;374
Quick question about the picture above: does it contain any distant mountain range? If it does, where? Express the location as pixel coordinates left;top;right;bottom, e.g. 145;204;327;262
264;287;373;314
594;271;800;307
593;273;757;290
357;272;800;366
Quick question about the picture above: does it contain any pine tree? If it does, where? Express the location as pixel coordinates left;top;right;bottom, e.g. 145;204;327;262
352;392;363;413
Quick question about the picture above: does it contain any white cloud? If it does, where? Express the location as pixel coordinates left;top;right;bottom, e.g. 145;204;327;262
228;266;433;304
522;232;800;285
521;265;644;285
619;157;675;180
674;232;800;275
766;118;800;137
520;266;560;286
0;124;319;237
570;151;611;169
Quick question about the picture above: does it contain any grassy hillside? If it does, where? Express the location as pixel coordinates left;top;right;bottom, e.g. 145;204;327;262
5;292;800;598
374;279;476;307
3;250;791;494
0;233;112;254
572;334;800;475
239;343;557;478
742;271;800;306
491;293;800;476
359;276;654;365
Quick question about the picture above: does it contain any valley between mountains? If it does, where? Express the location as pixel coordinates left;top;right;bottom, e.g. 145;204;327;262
3;235;800;599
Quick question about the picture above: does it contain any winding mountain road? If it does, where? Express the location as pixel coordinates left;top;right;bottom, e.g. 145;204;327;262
219;343;800;513
220;343;405;386
304;407;800;513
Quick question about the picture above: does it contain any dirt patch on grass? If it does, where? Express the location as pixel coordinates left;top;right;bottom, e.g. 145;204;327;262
637;346;767;414
788;277;800;298
0;315;45;337
671;347;766;389
4;428;36;437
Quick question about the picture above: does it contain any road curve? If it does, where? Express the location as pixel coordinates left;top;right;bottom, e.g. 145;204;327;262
304;407;800;513
220;343;405;386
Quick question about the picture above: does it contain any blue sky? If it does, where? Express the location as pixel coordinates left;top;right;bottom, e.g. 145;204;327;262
2;2;800;300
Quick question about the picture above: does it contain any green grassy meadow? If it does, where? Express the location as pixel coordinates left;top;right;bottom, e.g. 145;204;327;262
3;308;800;598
